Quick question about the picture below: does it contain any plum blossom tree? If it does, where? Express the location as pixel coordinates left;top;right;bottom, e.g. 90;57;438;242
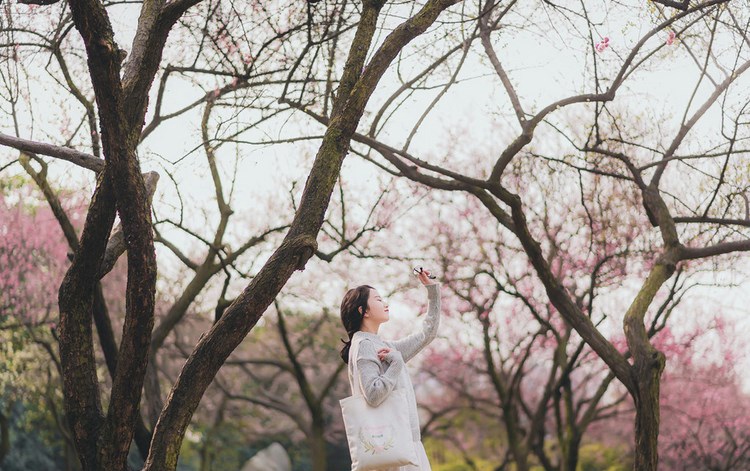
657;319;750;470
584;314;750;470
0;190;68;325
410;183;692;471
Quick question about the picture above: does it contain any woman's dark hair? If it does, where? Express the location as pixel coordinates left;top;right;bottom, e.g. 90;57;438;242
340;285;374;364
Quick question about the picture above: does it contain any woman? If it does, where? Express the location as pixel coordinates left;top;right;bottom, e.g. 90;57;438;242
340;268;441;471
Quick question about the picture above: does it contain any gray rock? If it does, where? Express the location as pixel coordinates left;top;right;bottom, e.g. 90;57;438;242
240;442;292;471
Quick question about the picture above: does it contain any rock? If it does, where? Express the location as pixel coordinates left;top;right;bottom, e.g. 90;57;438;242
240;442;292;471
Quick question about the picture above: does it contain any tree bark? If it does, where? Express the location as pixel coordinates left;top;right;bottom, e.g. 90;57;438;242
58;170;116;469
309;418;328;471
60;0;202;467
50;0;462;469
632;358;664;471
0;409;9;465
623;259;674;471
19;147;154;462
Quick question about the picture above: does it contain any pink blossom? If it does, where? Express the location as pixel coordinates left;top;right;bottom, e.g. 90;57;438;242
595;36;610;53
1;193;70;324
666;30;675;46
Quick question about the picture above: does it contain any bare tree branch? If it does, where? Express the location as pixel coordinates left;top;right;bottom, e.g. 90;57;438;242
0;133;103;172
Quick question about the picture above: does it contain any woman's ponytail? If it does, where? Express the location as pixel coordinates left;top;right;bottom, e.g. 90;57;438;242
339;285;374;363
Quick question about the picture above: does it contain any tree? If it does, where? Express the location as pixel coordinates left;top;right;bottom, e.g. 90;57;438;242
412;187;689;470
1;1;463;469
0;187;68;324
584;312;750;470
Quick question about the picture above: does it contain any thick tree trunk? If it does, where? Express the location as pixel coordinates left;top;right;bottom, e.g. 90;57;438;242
58;171;116;470
309;419;327;471
622;259;672;471
561;432;581;471
62;0;164;467
54;1;461;469
0;409;9;465
504;409;529;471
632;352;665;471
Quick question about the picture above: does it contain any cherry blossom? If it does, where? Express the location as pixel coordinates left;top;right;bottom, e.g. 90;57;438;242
595;36;610;53
666;30;675;46
0;193;69;324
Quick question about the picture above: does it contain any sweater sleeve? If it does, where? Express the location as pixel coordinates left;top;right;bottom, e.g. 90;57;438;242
355;339;404;407
391;283;441;363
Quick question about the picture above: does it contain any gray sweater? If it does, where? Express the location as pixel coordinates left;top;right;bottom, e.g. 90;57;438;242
348;283;441;441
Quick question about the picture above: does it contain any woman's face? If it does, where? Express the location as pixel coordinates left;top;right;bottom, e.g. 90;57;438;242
364;288;389;324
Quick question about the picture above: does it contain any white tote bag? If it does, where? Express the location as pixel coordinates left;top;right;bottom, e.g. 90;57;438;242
340;337;419;471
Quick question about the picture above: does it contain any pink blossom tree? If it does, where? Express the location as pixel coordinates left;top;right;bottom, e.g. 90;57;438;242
658;319;750;469
0;190;68;325
0;181;81;468
586;315;750;470
410;185;691;470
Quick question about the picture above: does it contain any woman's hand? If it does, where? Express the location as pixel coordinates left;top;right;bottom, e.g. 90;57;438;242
378;348;403;364
414;267;437;286
377;348;391;362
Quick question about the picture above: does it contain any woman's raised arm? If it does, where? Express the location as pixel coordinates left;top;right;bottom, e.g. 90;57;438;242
391;283;441;363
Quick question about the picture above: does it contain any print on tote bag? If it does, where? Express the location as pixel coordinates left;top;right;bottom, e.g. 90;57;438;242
359;424;395;454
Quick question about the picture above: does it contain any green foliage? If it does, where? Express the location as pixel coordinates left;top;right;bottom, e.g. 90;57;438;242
578;442;633;471
0;321;73;469
425;437;499;471
0;173;31;193
0;402;66;471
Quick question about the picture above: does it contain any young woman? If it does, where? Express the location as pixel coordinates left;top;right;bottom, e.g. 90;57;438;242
340;268;441;471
